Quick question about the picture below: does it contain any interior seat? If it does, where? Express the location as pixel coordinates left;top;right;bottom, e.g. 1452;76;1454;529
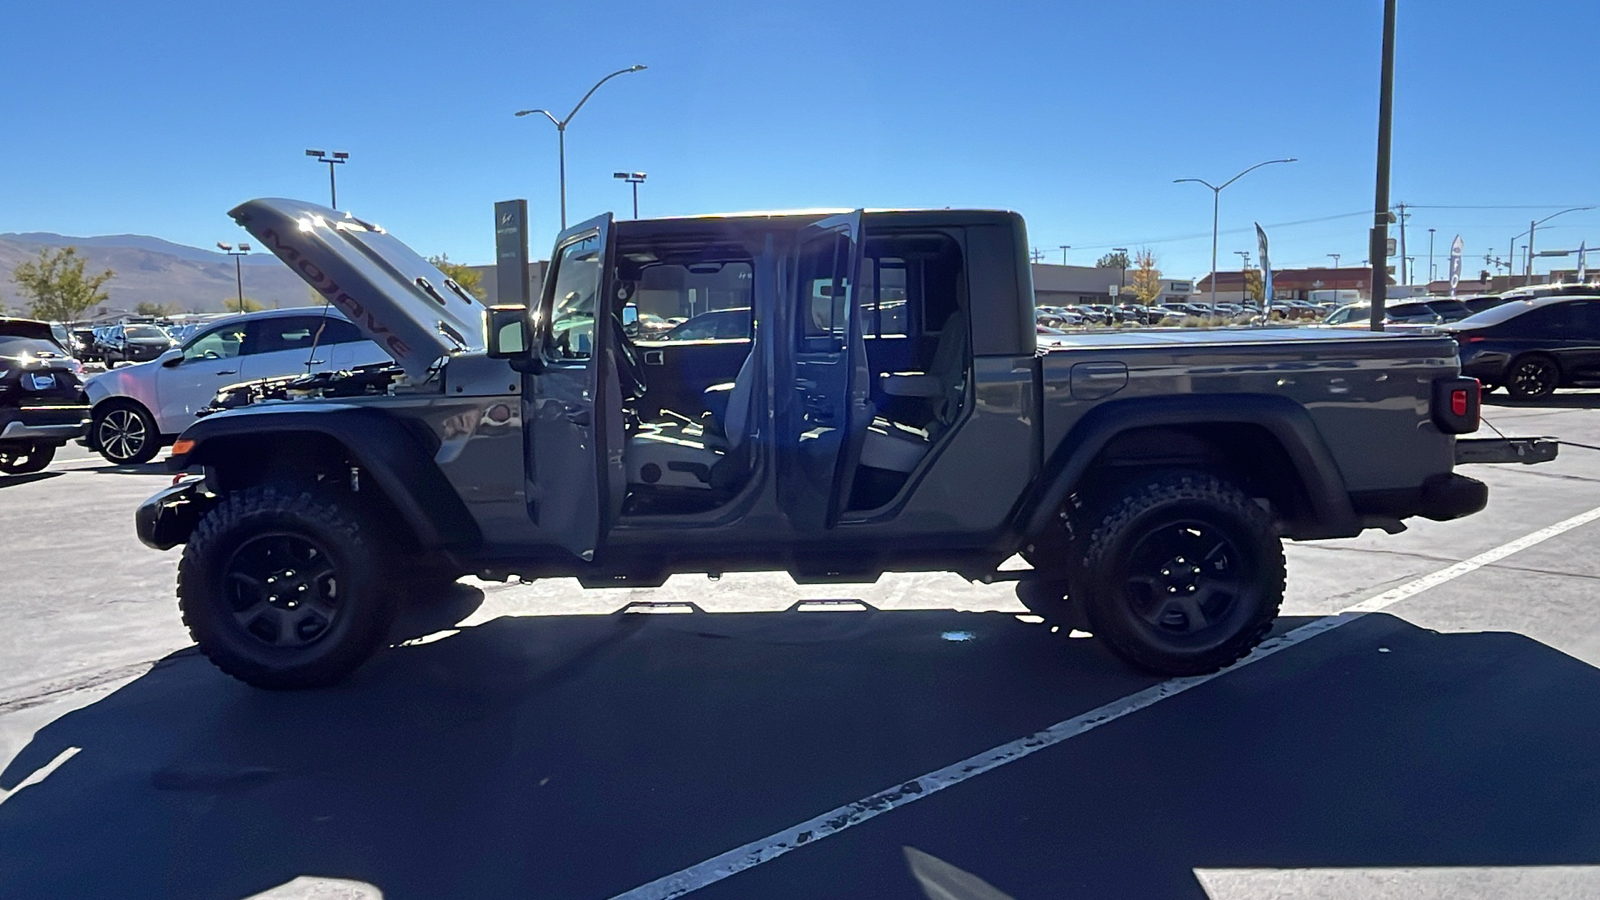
857;312;967;473
625;348;755;489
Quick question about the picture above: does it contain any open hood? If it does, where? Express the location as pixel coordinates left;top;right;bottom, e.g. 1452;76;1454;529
228;198;485;379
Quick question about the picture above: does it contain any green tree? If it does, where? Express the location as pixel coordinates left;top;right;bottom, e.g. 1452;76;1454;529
428;254;485;299
135;301;181;317
1127;248;1164;304
11;247;113;322
1095;251;1130;270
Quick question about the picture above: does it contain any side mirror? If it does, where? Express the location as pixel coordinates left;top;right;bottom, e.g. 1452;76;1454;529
621;303;639;328
159;348;183;368
486;305;533;359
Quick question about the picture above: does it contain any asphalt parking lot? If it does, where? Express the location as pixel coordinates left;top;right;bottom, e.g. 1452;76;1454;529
4;396;1600;900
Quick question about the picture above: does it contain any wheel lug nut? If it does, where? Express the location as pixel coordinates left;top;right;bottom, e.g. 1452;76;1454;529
1161;568;1170;576
1168;587;1177;593
1188;585;1196;591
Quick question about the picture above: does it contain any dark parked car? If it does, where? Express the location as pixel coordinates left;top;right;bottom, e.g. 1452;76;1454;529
1452;294;1600;399
0;318;90;473
101;323;175;367
656;307;752;341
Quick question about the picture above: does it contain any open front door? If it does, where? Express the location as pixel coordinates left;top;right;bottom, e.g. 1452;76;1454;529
779;211;870;531
525;214;615;561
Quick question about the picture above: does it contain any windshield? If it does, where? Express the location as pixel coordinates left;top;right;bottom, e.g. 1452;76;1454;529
633;261;754;342
123;325;168;340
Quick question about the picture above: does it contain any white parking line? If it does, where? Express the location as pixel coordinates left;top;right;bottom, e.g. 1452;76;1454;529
608;503;1600;900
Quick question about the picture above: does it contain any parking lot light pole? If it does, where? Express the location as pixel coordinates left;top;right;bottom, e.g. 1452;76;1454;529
516;65;648;230
1175;157;1297;312
1235;250;1252;311
1328;253;1341;300
1524;206;1594;280
1112;247;1129;291
613;171;647;218
304;150;349;208
216;243;252;314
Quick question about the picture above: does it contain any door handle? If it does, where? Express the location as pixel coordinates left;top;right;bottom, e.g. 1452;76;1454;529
215;369;237;375
643;350;664;366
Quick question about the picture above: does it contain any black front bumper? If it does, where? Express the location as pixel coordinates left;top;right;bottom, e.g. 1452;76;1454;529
136;479;214;550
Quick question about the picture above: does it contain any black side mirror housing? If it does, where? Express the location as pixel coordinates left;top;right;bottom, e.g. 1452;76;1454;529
486;305;532;358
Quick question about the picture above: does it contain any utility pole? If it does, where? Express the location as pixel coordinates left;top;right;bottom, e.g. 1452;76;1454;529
1428;228;1436;283
1236;250;1252;308
1395;202;1409;285
1030;248;1046;264
1059;245;1071;265
1369;0;1397;330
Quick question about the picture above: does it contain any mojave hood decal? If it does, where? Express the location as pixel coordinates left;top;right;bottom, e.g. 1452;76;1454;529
228;198;485;380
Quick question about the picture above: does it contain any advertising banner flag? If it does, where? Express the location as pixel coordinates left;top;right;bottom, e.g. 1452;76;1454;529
1448;234;1464;297
1255;223;1272;310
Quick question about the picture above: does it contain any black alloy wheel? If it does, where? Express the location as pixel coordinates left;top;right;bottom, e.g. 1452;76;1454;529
179;486;397;689
0;443;55;474
1507;354;1559;400
93;404;159;464
1076;471;1283;675
1121;520;1247;638
224;533;343;649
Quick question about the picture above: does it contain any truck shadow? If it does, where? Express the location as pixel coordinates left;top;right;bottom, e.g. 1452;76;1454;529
0;611;1596;899
0;472;63;490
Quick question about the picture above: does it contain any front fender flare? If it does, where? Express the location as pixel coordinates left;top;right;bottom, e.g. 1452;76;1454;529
169;404;481;550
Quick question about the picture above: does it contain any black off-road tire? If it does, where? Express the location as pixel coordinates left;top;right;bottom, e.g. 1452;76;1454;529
178;486;399;689
1506;353;1559;401
92;401;160;465
0;443;55;474
1076;470;1284;676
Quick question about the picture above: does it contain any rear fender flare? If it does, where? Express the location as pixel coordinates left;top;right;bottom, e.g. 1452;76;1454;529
1022;394;1359;540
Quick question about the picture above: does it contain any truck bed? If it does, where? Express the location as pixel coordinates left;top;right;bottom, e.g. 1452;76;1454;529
1036;327;1462;496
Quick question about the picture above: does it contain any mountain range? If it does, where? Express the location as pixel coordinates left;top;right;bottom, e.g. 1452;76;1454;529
0;232;316;319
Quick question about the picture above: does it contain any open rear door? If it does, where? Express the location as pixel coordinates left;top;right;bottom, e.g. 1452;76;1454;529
524;214;615;561
779;211;870;531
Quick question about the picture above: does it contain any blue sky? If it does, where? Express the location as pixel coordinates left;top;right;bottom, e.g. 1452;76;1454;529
3;0;1597;283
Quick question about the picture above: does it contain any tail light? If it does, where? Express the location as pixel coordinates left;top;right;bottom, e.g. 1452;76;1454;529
1462;334;1487;343
1432;376;1481;434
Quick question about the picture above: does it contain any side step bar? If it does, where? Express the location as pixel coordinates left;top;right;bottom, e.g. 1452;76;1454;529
1456;437;1559;465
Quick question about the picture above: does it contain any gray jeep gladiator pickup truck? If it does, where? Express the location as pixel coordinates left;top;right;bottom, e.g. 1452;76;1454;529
136;198;1555;689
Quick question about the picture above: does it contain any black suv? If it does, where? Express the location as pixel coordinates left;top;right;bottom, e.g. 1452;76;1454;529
101;323;175;367
0;318;89;473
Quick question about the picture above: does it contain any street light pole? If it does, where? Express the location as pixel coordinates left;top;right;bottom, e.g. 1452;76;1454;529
1175;157;1298;312
613;171;647;218
1428;228;1436;284
217;242;253;314
304;150;349;208
1525;206;1595;281
1369;0;1397;331
1112;247;1129;293
1328;253;1341;300
516;64;648;230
